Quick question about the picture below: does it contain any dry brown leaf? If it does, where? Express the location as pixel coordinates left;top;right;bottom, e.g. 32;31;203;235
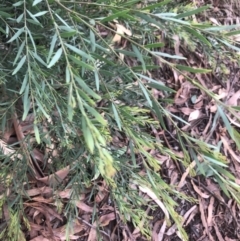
32;148;45;163
178;161;196;189
138;185;169;219
226;113;240;128
75;201;93;213
26;187;53;197
188;109;201;121
210;103;217;113
227;90;240;106
194;96;204;109
185;206;198;226
191;180;210;199
152;220;162;241
221;136;240;163
112;24;132;44
225;237;238;241
157;220;167;241
53;219;84;241
166;205;197;236
217;88;228;100
37;166;70;186
207;197;214;226
170;171;178;185
25;202;63;222
229;34;240;42
172;35;183;57
180;107;195;116
213;219;225;241
199;197;215;241
209;17;220;25
13;112;41;177
196;73;208;90
87;212;116;241
30;236;50;241
99;212;115;226
32;196;53;204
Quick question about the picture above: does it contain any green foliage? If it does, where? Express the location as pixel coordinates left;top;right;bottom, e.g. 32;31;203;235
0;0;240;240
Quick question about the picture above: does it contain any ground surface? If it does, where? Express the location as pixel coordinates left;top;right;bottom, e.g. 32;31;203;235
1;0;240;240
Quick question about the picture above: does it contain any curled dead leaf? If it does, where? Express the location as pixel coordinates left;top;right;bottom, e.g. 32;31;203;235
112;24;132;44
188;109;201;121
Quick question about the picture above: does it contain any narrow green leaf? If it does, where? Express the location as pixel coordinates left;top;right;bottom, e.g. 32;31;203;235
152;51;186;60
74;76;101;100
139;82;152;107
0;11;11;18
16;13;23;23
142;0;171;10
152;100;166;130
214;175;230;197
183;26;211;46
34;124;41;144
101;10;130;23
169;111;190;125
68;84;74;121
83;39;110;53
27;28;36;52
47;33;57;63
12;55;26;75
137;73;175;92
213;165;235;181
90;30;96;52
35;98;50;119
112;103;122;131
84;104;107;126
148;82;175;92
155;13;177;17
19;74;28;94
33;0;43;6
94;71;100;91
13;1;23;6
176;64;212;73
203;154;228;167
27;10;40;24
218;38;240;52
47;48;63;68
156;16;191;25
217;105;234;139
32;52;47;66
136;12;165;29
60;31;76;38
225;30;240;36
65;43;94;60
68;55;94;70
65;66;70;83
55;13;70;28
34;11;48;17
204;24;240;31
115;49;137;57
233;127;240;151
77;89;95;106
13;40;25;66
26;19;41;26
132;44;146;72
82;116;94;153
175;5;209;19
7;27;24;43
144;42;164;48
22;84;30;120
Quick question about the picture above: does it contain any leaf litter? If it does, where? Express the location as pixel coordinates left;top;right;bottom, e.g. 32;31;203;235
1;1;240;241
